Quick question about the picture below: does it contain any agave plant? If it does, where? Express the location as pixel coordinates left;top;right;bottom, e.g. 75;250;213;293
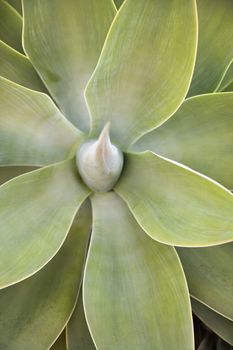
0;0;232;349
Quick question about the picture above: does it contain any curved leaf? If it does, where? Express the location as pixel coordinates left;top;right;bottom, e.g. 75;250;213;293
84;192;194;350
218;61;233;92
115;151;233;247
132;93;233;189
50;331;67;350
223;81;233;92
0;159;90;289
0;0;23;52
192;299;233;346
85;0;197;149
0;40;45;91
0;166;35;185
0;78;83;166
0;201;91;350
67;291;95;350
177;243;233;320
23;0;116;131
188;0;233;96
5;0;22;14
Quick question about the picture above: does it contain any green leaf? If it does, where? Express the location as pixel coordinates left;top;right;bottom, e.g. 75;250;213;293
50;331;66;350
23;0;116;132
0;0;23;53
218;62;233;92
192;299;233;346
5;0;22;14
0;40;46;91
188;0;233;96
0;159;90;289
177;243;233;320
67;290;95;350
0;200;91;350
115;151;233;247
0;78;83;166
84;192;194;350
85;0;197;149
132;93;233;190
223;80;233;92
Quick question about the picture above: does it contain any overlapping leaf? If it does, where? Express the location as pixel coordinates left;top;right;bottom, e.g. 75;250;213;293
84;192;193;350
115;151;233;246
0;201;91;350
0;159;90;288
85;0;197;149
132;93;233;189
23;0;116;131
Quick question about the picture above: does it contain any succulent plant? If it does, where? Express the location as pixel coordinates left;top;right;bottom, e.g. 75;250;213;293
0;0;232;349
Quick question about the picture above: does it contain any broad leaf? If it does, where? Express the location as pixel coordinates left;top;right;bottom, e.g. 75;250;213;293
0;78;83;166
177;243;233;320
85;0;197;149
115;151;233;246
132;93;233;189
23;0;116;131
224;81;233;92
218;62;233;92
50;331;66;350
0;40;45;91
188;0;233;96
67;291;95;350
0;166;35;185
84;192;194;350
0;201;91;350
5;0;22;14
0;159;90;288
192;299;233;346
0;0;23;52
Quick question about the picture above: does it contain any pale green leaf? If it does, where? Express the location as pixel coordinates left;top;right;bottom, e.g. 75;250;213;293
115;151;233;247
0;40;46;91
0;78;83;166
5;0;22;14
67;291;95;350
0;159;90;289
85;0;197;149
0;0;23;52
132;93;233;189
188;0;233;96
84;192;194;350
23;0;116;131
177;243;233;320
218;62;233;92
192;299;233;346
50;331;67;350
0;201;91;350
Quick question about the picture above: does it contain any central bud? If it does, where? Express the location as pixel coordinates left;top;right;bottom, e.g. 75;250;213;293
76;123;124;192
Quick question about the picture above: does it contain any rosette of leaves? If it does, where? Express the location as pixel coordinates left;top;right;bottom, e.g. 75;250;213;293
0;0;233;349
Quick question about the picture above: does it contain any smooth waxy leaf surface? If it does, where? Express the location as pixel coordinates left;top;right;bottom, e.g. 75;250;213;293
67;291;95;350
23;0;116;131
115;151;233;246
50;331;66;350
0;78;83;166
0;201;91;350
86;0;197;149
0;40;45;91
177;243;233;320
0;159;90;288
132;93;233;189
218;62;233;92
188;0;233;96
84;192;193;350
0;0;23;52
192;299;233;345
6;0;22;14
